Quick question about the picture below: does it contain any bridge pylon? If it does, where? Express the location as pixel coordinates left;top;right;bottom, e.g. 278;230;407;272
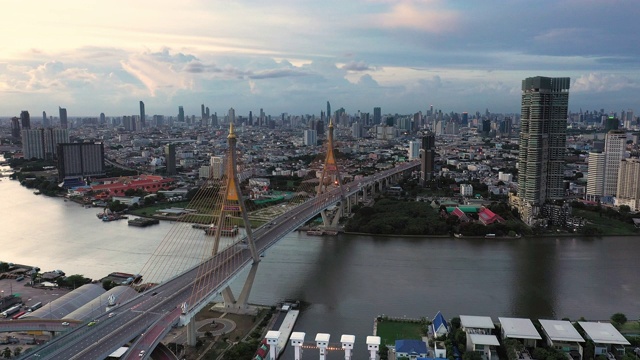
316;119;346;230
190;122;260;318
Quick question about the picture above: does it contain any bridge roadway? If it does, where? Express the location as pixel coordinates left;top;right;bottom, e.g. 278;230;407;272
25;161;418;359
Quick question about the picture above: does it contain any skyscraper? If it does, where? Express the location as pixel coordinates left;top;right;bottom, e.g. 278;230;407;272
516;76;570;224
603;130;627;198
59;107;68;129
373;107;381;125
326;101;331;124
10;117;20;138
178;106;185;123
165;144;176;176
139;101;146;128
228;108;236;124
42;111;50;128
20;111;31;129
419;132;436;186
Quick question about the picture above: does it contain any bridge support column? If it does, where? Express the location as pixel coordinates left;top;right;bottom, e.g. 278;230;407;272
221;262;260;314
186;317;197;346
321;206;341;229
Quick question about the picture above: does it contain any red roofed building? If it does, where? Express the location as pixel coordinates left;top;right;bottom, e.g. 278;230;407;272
451;207;471;223
478;207;505;226
89;175;175;197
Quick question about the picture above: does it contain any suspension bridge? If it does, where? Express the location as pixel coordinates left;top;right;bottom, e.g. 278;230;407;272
23;120;419;359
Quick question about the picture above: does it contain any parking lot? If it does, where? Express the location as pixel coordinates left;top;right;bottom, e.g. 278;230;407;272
0;278;71;314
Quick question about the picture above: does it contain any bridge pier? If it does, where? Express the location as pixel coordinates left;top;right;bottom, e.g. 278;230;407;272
320;205;341;230
186;317;197;346
221;262;260;314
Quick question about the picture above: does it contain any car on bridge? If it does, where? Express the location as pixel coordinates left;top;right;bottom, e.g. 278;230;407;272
61;322;69;326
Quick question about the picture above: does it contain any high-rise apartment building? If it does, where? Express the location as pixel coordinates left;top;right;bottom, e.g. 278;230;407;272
351;122;363;138
408;140;421;160
615;157;640;211
44;128;70;158
303;130;317;146
59;107;68;129
21;129;46;159
139;101;146;128
516;76;570;224
586;150;606;202
210;156;225;179
20;111;31;129
603;130;627;198
57;142;105;181
165;144;176;176
419;132;436;186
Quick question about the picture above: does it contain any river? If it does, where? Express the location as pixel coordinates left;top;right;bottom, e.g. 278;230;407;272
1;160;639;358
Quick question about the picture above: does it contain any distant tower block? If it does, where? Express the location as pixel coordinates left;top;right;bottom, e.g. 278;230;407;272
315;333;331;360
266;330;281;360
366;336;381;360
341;334;355;360
291;332;306;360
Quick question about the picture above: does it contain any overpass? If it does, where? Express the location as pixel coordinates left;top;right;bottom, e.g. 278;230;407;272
21;122;419;359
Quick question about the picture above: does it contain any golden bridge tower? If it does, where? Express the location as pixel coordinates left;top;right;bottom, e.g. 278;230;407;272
204;122;260;315
316;119;346;229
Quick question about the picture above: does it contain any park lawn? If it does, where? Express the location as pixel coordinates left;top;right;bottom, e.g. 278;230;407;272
129;201;192;216
573;209;638;235
617;321;640;334
376;320;425;347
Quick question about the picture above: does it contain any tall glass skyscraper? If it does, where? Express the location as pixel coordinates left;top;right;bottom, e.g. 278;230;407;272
516;76;570;224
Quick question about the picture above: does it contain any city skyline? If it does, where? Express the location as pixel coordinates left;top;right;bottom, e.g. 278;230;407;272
1;0;639;116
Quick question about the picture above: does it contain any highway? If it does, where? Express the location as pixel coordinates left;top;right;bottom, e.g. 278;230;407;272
25;161;418;359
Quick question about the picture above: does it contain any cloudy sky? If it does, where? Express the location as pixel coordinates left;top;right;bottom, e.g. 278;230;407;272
1;0;639;118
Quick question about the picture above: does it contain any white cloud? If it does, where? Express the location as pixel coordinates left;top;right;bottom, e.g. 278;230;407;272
572;73;639;93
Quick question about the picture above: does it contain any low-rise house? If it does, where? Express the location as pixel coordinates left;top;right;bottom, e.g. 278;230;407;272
396;339;428;360
468;334;500;360
460;315;496;352
498;317;541;348
539;319;584;360
578;322;630;357
432;311;450;338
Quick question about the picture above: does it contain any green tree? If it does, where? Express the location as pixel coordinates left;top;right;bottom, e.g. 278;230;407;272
1;348;10;359
102;279;116;291
463;351;483;360
13;347;22;357
611;313;628;326
379;345;389;360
